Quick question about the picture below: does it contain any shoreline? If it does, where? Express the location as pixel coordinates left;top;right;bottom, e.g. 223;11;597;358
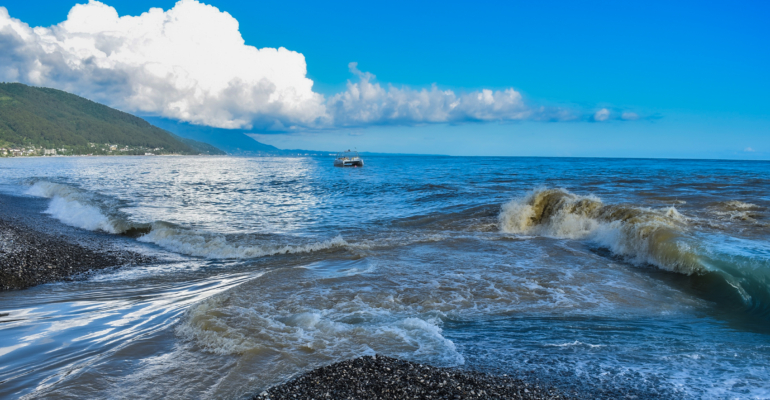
255;355;574;400
0;153;204;159
0;193;155;290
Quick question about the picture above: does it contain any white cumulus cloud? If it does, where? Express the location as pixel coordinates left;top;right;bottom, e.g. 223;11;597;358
0;1;591;131
325;62;569;126
0;0;326;129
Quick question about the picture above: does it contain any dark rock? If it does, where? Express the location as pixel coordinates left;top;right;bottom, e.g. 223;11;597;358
255;355;575;400
0;216;155;291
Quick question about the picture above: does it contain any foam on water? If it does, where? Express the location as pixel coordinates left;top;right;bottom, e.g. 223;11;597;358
26;181;130;234
5;157;770;400
173;261;466;395
168;239;712;398
138;222;349;259
710;200;765;223
499;187;697;272
498;187;770;319
25;181;351;260
178;292;460;361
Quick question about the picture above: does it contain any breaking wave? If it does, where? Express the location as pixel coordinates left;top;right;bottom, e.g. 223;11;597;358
499;187;770;319
498;187;695;273
26;181;144;234
710;200;765;223
138;223;348;259
26;181;347;260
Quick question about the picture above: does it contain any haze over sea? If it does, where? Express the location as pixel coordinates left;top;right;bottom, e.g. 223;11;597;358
0;155;768;399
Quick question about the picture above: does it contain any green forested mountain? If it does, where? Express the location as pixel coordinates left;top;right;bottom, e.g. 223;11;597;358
0;83;222;155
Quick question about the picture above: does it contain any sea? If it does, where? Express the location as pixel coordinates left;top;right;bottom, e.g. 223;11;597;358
0;155;768;399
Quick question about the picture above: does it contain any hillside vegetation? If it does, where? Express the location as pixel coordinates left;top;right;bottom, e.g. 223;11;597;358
0;83;223;155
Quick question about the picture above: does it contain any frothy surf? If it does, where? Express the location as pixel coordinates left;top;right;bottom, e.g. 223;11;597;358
710;200;765;223
498;187;695;273
26;181;140;234
175;264;465;393
498;187;770;319
26;181;349;260
138;222;349;259
6;157;770;400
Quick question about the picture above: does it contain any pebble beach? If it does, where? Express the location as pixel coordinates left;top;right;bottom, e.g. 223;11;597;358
0;194;154;290
257;355;573;400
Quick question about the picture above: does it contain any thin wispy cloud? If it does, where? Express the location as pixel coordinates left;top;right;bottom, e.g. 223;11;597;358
592;108;611;122
0;0;634;131
621;111;639;121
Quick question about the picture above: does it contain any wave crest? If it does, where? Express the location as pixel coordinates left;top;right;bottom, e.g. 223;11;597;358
138;223;348;259
710;200;764;222
26;181;348;260
499;188;770;319
499;188;699;274
26;181;140;234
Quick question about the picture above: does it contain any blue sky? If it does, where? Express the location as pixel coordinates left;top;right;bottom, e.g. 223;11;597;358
3;0;769;158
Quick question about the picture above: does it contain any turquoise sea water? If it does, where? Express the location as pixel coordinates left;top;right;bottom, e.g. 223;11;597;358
0;156;769;399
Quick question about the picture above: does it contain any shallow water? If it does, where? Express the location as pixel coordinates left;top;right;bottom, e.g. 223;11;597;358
0;156;769;399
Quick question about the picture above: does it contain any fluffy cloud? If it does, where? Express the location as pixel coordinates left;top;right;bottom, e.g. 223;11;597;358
326;63;571;126
0;0;325;129
0;1;591;131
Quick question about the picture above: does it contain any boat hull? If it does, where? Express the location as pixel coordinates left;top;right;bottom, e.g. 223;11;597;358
334;159;364;167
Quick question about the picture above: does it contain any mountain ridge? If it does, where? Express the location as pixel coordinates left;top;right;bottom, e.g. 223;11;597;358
0;83;222;155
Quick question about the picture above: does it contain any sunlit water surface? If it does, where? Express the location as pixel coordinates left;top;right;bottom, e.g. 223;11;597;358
0;156;769;399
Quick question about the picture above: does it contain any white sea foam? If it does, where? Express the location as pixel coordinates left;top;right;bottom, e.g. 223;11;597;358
722;200;760;210
138;223;348;259
499;192;770;315
499;188;701;275
26;181;349;260
176;260;467;371
26;181;124;233
85;260;206;283
545;340;605;349
710;200;764;223
176;290;462;365
44;196;117;233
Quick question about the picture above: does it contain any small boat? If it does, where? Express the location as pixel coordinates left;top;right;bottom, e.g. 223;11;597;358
334;150;364;167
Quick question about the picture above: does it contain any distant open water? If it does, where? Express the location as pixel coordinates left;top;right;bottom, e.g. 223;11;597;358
0;155;769;399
